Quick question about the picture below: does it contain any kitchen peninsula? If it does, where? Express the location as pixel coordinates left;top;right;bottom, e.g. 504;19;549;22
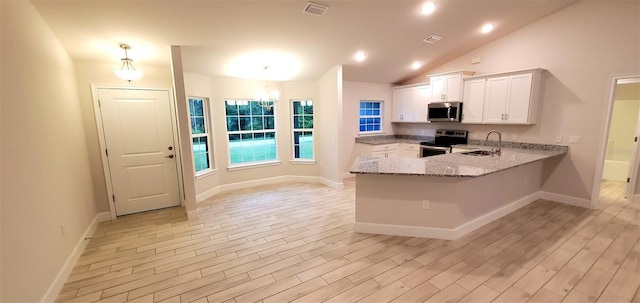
349;142;567;240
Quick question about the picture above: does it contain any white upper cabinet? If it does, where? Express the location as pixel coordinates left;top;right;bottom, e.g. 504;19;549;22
392;88;414;122
505;73;536;124
462;68;544;125
461;78;486;124
392;83;430;123
483;76;511;124
482;71;540;124
414;85;431;122
429;71;474;102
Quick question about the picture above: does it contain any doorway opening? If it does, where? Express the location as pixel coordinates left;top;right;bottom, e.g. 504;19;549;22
596;77;640;205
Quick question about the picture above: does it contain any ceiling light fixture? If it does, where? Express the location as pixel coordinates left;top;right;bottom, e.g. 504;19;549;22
411;61;422;70
481;23;495;34
253;65;279;110
354;51;367;62
421;2;436;15
113;44;142;82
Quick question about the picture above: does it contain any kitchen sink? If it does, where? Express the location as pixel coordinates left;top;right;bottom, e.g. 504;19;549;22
461;150;493;156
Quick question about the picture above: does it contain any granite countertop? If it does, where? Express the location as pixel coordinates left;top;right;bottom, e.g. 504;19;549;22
349;143;568;178
354;134;433;145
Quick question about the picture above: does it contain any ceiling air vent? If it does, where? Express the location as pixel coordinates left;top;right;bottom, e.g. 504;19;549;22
303;2;329;16
423;35;443;44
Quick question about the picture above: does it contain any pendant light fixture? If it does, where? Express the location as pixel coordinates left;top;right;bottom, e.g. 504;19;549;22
253;65;279;110
113;44;142;82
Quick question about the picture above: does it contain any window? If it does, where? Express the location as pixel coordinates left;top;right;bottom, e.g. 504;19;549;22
225;100;276;165
359;100;383;133
189;97;213;173
292;100;314;160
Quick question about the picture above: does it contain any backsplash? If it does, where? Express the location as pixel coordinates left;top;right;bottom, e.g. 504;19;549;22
467;139;569;152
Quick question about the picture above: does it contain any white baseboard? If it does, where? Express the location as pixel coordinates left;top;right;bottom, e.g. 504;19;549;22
539;191;591;208
319;177;344;190
355;192;540;240
453;191;540;238
354;222;458;240
195;175;343;203
41;212;110;303
186;209;200;220
342;172;355;179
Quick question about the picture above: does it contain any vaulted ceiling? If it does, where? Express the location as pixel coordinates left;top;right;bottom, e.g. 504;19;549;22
32;0;577;84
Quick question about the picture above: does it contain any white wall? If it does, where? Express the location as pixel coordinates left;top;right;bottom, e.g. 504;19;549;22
74;61;175;212
342;81;393;175
606;99;639;161
401;1;640;206
317;66;343;186
1;2;97;301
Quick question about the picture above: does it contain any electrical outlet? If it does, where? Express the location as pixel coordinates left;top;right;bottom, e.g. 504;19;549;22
569;136;581;144
555;135;563;143
422;200;430;210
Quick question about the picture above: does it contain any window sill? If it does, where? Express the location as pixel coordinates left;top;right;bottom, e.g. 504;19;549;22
289;159;316;165
195;168;218;180
227;160;282;171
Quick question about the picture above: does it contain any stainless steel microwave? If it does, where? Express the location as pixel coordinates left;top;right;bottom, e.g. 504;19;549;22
427;102;462;122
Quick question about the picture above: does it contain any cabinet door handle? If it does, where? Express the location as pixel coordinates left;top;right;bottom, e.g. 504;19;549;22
505;113;508;120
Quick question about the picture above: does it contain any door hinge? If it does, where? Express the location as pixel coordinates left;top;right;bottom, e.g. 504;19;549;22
112;194;115;201
627;177;631;183
98;99;101;108
635;136;638;142
105;149;108;156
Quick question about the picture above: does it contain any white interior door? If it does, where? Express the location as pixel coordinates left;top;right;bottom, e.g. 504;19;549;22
98;88;180;216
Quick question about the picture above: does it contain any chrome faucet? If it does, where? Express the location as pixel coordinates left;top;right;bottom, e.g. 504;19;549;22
485;130;502;156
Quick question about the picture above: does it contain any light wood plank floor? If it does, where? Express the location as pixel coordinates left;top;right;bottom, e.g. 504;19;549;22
56;179;639;303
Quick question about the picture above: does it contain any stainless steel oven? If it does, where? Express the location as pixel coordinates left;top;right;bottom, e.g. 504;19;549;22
419;129;468;157
420;145;450;157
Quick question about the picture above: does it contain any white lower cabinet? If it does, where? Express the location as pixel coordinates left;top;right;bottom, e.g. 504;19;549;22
462;68;544;125
372;143;399;159
355;142;420;159
399;143;420;158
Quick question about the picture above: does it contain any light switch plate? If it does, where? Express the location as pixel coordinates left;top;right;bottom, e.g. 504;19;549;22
569;136;581;144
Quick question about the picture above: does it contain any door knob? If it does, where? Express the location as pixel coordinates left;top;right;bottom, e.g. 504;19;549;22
165;155;174;159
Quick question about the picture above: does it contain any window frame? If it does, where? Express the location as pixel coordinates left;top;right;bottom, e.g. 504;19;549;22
188;96;215;177
224;99;279;168
359;100;384;135
291;99;315;163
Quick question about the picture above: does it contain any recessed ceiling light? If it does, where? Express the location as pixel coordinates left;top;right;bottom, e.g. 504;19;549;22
354;51;367;62
421;2;436;15
411;61;422;70
481;23;495;34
